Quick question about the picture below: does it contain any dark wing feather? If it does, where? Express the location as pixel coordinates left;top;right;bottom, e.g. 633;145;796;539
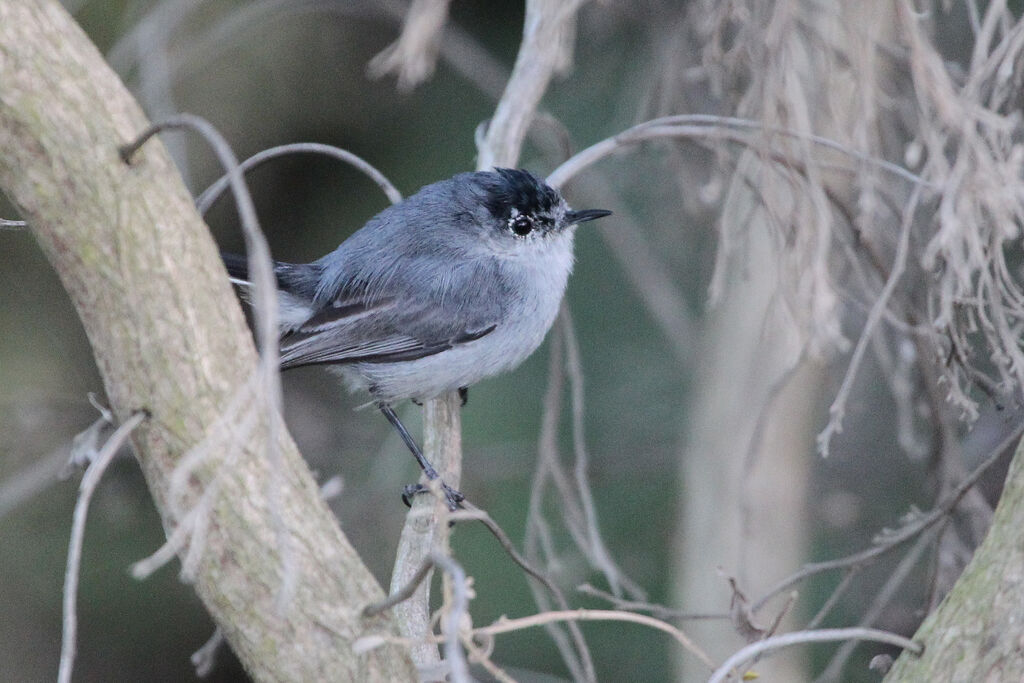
278;292;497;369
272;189;510;370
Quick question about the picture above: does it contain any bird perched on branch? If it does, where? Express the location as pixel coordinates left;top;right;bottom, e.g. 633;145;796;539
224;168;611;510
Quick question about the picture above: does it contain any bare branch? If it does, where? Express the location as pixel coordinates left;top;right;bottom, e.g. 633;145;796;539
367;0;452;91
814;528;937;682
753;421;1024;613
707;627;922;683
359;608;716;671
59;411;147;683
364;556;437;618
817;184;924;456
388;0;597;674
577;583;729;622
477;0;591;170
0;3;414;678
195;142;402;215
389;395;460;669
546;114;930;190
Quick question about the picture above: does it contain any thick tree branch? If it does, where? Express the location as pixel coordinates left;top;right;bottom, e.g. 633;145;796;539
0;2;414;680
886;436;1024;680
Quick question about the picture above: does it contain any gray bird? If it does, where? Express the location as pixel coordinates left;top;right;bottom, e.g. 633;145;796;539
223;168;611;509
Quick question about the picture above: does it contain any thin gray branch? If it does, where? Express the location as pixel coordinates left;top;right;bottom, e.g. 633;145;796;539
818;184;924;456
546;114;930;190
195;142;401;215
59;411;147;683
813;528;937;682
707;627;922;683
752;421;1024;613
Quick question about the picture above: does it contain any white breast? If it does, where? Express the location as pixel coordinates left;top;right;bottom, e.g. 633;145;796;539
341;228;577;402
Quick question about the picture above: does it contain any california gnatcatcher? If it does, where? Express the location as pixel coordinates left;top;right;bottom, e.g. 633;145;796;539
223;168;611;510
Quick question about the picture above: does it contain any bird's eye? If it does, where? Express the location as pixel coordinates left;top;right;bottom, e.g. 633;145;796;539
510;215;533;236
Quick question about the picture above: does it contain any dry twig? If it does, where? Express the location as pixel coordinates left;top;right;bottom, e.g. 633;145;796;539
707;627;922;683
752;421;1024;613
59;411;147;683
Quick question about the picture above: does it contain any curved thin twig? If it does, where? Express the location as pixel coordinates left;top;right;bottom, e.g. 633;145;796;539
471;609;715;671
121;114;293;605
454;504;570;603
59;411;147;683
576;583;729;622
360;606;717;671
430;552;471;683
120;114;279;371
546;114;931;189
363;557;435;618
361;551;471;682
818;183;923;455
752;420;1024;613
194;142;401;215
452;504;599;680
813;528;937;682
707;627;922;683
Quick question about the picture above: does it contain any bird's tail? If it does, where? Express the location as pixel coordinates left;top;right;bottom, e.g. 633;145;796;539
222;252;321;301
221;252;320;330
221;252;251;283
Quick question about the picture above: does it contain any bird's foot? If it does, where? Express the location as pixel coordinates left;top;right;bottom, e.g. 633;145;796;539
401;481;465;512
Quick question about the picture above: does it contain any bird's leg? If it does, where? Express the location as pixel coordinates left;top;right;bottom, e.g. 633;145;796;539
377;403;438;478
377;402;464;511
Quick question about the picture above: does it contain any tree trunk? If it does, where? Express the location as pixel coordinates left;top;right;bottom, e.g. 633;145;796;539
0;2;415;680
671;191;816;681
672;2;894;679
886;437;1024;681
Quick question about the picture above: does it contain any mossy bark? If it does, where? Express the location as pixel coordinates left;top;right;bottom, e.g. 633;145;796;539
886;438;1024;682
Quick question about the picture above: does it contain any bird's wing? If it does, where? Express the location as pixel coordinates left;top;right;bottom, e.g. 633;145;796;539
223;246;502;369
272;221;509;370
279;293;497;369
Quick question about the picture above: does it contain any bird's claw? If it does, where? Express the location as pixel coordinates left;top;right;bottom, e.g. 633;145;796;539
401;481;465;512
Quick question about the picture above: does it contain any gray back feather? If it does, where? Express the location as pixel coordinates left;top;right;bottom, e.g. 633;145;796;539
280;174;511;368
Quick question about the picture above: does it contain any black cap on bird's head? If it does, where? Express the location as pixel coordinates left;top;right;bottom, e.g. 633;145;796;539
480;169;559;221
477;168;611;237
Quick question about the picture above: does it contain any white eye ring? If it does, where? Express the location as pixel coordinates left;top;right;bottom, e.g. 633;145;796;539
510;214;533;236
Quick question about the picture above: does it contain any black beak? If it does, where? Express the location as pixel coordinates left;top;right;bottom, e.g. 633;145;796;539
565;208;612;225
